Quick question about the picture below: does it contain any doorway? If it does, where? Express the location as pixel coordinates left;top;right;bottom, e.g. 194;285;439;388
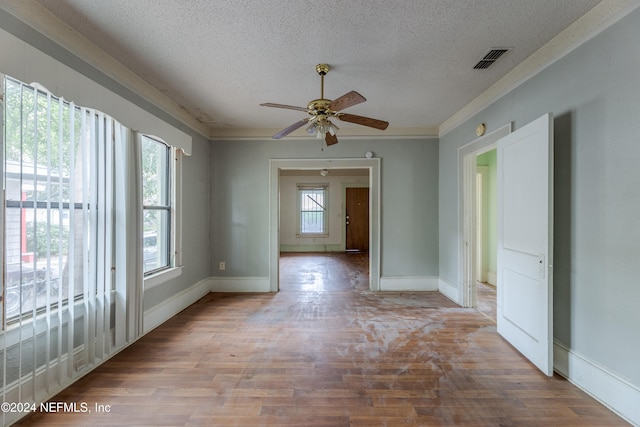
269;158;381;292
459;123;511;307
460;115;554;375
475;150;497;321
346;187;369;252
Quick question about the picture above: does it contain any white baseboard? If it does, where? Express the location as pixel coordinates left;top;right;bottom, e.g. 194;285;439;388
280;244;343;252
210;276;270;292
438;277;460;305
554;341;640;426
379;276;439;291
143;277;211;334
487;271;496;286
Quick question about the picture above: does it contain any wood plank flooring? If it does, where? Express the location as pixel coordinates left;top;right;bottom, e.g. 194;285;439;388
14;253;628;426
476;281;496;322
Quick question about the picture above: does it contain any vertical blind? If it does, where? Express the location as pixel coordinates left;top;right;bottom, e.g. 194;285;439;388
1;77;142;425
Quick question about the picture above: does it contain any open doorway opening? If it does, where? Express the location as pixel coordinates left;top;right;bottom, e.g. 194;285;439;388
475;150;497;321
459;123;511;308
461;116;554;374
269;158;381;292
277;168;370;292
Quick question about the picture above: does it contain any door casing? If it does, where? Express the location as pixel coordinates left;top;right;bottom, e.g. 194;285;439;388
459;123;512;307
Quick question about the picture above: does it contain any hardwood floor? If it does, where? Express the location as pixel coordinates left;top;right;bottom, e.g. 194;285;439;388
476;281;497;322
14;253;628;426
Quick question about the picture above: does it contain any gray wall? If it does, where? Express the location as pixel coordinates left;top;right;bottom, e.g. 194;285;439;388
439;9;640;386
210;137;439;278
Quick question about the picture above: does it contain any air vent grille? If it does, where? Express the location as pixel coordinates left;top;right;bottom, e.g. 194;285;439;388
473;48;510;69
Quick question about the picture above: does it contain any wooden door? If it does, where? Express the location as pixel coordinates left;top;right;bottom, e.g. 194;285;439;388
497;113;554;376
346;187;369;251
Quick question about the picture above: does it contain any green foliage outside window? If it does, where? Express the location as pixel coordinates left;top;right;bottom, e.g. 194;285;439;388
25;221;68;258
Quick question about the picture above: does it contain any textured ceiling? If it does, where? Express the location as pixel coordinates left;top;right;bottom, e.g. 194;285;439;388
31;0;604;138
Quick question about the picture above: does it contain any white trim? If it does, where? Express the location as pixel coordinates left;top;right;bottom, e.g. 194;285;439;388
439;0;640;137
475;165;489;283
0;0;209;139
143;277;210;334
144;266;183;290
297;184;329;237
554;341;640;426
486;270;496;286
210;128;438;140
173;147;184;267
280;244;343;252
438;277;460;305
459;124;511;307
210;276;270;293
379;276;439;292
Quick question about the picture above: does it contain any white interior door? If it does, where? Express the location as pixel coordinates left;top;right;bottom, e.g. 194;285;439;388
497;113;554;376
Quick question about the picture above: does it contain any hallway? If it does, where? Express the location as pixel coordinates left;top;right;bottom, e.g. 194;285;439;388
15;253;627;426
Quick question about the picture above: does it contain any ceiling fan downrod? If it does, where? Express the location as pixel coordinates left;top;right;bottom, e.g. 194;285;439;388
316;64;329;100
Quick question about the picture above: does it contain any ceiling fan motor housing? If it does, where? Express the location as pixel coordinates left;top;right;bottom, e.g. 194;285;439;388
308;99;332;115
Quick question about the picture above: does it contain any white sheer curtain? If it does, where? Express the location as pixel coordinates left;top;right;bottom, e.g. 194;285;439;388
1;77;142;425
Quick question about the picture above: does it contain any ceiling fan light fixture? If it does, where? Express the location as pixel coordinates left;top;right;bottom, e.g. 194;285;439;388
306;121;318;135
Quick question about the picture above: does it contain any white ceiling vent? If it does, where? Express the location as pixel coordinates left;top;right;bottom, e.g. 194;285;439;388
473;48;511;69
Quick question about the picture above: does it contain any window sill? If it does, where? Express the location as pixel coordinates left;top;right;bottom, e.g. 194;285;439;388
144;266;183;290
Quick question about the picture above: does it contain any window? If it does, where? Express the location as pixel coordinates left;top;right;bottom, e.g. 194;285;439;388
2;77;87;321
1;72;185;424
298;185;328;235
141;135;172;274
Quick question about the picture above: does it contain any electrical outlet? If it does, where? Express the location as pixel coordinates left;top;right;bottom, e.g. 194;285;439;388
219;261;225;271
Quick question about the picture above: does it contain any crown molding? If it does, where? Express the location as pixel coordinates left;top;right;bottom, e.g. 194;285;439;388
209;126;438;140
5;1;636;142
0;0;211;138
438;0;640;137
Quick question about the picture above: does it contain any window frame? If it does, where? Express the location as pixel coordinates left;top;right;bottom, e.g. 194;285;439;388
141;134;172;276
140;134;183;288
297;184;329;237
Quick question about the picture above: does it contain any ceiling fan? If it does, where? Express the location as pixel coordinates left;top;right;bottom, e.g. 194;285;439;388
260;64;389;146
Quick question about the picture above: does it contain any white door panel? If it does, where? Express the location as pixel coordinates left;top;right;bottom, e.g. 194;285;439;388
497;113;553;376
502;132;548;253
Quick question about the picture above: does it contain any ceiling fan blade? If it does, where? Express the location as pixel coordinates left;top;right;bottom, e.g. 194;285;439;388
337;113;389;130
260;103;309;112
328;91;366;112
325;132;339;146
272;119;309;139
